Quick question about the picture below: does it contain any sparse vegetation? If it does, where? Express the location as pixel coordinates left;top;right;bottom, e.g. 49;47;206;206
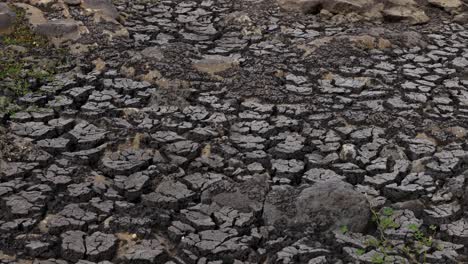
363;206;441;264
0;5;67;116
340;225;349;234
2;6;48;48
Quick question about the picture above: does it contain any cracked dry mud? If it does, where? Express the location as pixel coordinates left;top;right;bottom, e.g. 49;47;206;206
3;0;468;263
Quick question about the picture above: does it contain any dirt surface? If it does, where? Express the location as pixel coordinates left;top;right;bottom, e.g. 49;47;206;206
2;0;468;263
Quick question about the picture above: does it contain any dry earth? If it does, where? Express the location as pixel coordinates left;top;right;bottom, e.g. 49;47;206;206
2;0;468;263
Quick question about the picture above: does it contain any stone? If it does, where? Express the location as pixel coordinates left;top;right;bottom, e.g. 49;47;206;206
4;190;47;216
142;179;195;209
34;19;82;40
63;144;107;165
81;0;119;19
32;259;69;264
100;149;152;176
452;57;468;68
271;133;305;159
441;218;468;244
425;240;463;263
407;138;436;160
383;172;432;201
46;204;97;234
26;241;52;257
169;220;197;241
10;122;56;140
67;183;93;201
180;206;216;231
66;122;107;150
428;0;462;9
193;54;240;75
13;3;46;28
340;144;357;161
118;239;167;263
271;159;305;180
65;0;82;5
230;133;266;151
0;3;16;35
263;181;370;233
454;12;468;23
61;230;86;262
382;6;429;24
85;232;118;261
276;241;330;263
383;209;422;239
163;140;201;160
302;168;345;184
1;162;39;179
66;86;94;102
423;201;462;225
201;174;269;214
180;228;250;258
37;138;71;155
120;171;151;201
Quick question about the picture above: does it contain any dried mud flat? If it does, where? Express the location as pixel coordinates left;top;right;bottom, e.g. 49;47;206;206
2;0;468;263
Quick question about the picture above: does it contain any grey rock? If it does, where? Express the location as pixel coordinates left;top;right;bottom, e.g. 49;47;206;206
10;122;56;140
0;3;16;35
100;149;152;176
142;179;195;209
61;230;86;262
441;218;468;244
271;159;305;180
35;19;81;38
26;241;52;257
302;168;345;184
118;239;167;263
424;201;462;225
66;122;107;150
201;174;269;214
263;180;370;233
85;232;118;261
81;0;119;19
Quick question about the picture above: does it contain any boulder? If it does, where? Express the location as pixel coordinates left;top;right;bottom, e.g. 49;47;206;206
35;19;80;38
454;12;468;23
81;0;119;20
382;6;430;24
35;19;87;46
428;0;463;9
13;3;47;28
263;180;370;233
0;3;15;35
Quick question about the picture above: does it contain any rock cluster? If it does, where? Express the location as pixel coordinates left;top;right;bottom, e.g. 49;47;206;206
279;0;466;24
0;0;128;50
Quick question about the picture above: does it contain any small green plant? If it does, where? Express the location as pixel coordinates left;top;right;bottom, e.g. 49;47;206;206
371;253;385;264
0;96;20;116
356;248;365;256
0;5;67;117
2;6;48;48
340;225;349;234
364;206;441;263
